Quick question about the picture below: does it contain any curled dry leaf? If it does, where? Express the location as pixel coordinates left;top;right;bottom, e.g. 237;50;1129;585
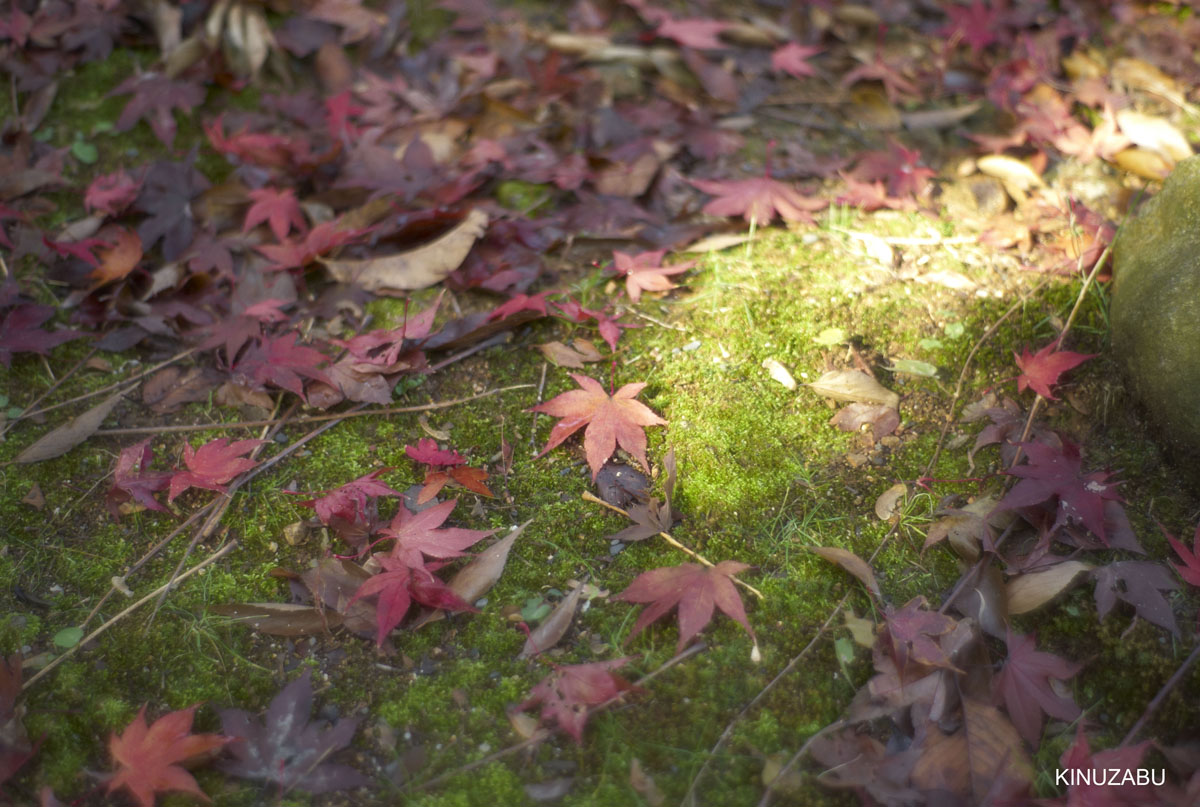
830;402;899;441
1006;560;1094;615
16;391;124;463
807;546;881;599
761;358;796;390
874;482;907;520
411;520;530;629
518;583;584;659
976;155;1044;191
538;339;603;368
320;208;488;293
807;369;900;408
1115;109;1192;162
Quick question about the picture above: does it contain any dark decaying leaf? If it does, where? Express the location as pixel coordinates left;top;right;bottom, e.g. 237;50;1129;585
909;698;1033;803
211;602;343;636
218;670;368;794
17;390;123;463
1092;561;1179;637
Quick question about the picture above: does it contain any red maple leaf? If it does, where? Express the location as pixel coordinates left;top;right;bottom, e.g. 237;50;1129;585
1048;727;1154;807
329;297;440;369
1015;342;1095;400
552;300;637;351
204;116;310;169
941;0;1006;54
616;561;755;654
999;439;1122;544
0;304;84;367
882;596;960;672
107;439;171;519
611;249;695;303
689;176;828;225
243;187;307;242
378;500;495;567
406;438;466;467
168;438;263;502
1163;522;1200;588
107;704;232;807
516;658;635;743
528;373;666;479
299;469;401;530
771;42;822;78
234;333;331;401
256;220;364;272
85;169;142;217
348;554;476;646
110;74;205;147
487;291;552;322
992;631;1081;746
852;139;936;199
839;47;921;102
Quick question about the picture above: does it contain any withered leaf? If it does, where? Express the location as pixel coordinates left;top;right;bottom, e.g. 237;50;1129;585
808;546;881;598
519;583;583;660
211;603;343;636
17;391;124;464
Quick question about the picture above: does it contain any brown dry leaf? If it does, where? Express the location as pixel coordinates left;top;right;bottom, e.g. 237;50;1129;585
507;709;541;740
629;759;665;807
316;41;354;93
843;610;877;647
21;483;45;510
808;546;881;598
901;101;982;130
214;379;275;411
321;209;488;293
1111;57;1186;106
90;228;142;284
922;495;1006;561
977;155;1044;192
1006;560;1094;615
538;340;604;368
911;699;1033;802
1111;147;1172;180
954;563;1009;639
412;520;531;629
762;358;797;390
830;403;899;441
847;85;901;130
1115;110;1192;162
593;152;662;197
16;391;123;463
874;483;907;520
300;557;376;637
143;366;222;414
210;603;343;636
807;369;900;408
518;584;584;660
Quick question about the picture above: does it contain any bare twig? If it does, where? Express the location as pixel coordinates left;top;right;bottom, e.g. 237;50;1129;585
530;362;548;451
23;540;238;691
582;491;764;600
0;347;96;438
1120;641;1200;747
410;643;707;793
91;385;534;435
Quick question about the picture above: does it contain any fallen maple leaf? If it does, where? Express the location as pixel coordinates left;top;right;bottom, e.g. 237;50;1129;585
348;554;476;645
883;596;960;672
689;176;828;225
378;499;495;567
616;561;754;654
1015;342;1096;400
1093;561;1179;637
992;631;1081;746
611;249;695;303
299;469;401;533
1163;522;1200;587
89;228;142;285
168;438;263;502
529;373;666;479
655;16;729;50
110;74;205;146
771;42;822;78
243;187;307;241
85;169;142;217
217;670;367;793
0;303;84;367
107;704;231;807
405;437;465;466
107;439;171;519
999;439;1122;545
1051;727;1155;806
517;658;635;743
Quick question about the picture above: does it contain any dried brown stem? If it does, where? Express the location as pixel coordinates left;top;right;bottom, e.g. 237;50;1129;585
23;540;238;691
1120;640;1200;747
581;491;764;600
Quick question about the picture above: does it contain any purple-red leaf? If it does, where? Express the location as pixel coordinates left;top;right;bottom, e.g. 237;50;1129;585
616;561;754;654
1015;343;1095;400
992;631;1081;746
517;658;635;743
689;176;828;225
168;438;263;502
107;439;171;519
999;440;1122;544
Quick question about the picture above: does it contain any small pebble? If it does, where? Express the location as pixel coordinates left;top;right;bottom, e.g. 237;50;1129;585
682;340;702;351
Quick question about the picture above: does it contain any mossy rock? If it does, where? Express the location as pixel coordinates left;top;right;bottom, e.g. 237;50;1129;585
1111;154;1200;472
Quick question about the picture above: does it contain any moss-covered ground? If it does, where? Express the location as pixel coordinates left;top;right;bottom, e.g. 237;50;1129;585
3;17;1200;807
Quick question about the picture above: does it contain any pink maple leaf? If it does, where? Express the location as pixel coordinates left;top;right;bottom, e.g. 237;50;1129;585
517;658;635;743
85;169;142;217
852;139;936;199
405;438;465;467
348;554;476;646
617;561;755;654
689;176;828;225
655;16;729;50
300;469;402;530
941;0;1005;55
168;438;263;502
771;42;822;78
256;221;365;272
1015;342;1095;400
992;630;1081;746
243;187;307;242
611;249;695;303
378;500;495;568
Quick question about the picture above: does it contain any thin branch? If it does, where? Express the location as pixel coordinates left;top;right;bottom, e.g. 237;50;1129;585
1120;641;1200;747
23;540;238;691
410;643;707;793
0;347;96;438
582;491;764;600
91;385;534;435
